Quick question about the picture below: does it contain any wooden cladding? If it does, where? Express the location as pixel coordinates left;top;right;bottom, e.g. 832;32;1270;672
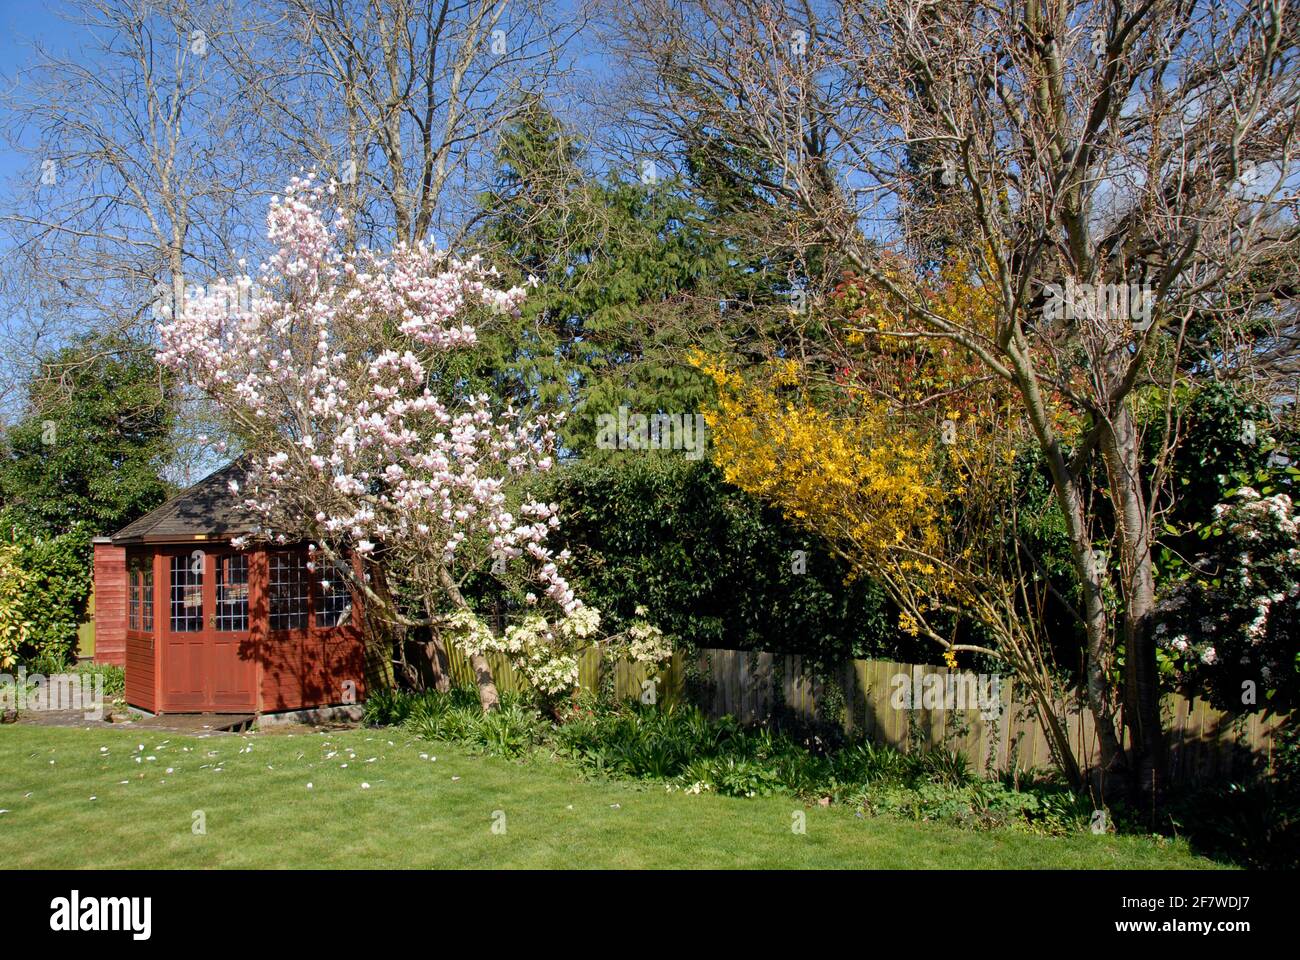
90;541;127;667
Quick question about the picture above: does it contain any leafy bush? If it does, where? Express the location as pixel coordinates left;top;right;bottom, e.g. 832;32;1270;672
1154;485;1300;712
1154;382;1283;532
0;332;174;540
74;662;125;699
407;698;548;758
679;756;785;798
555;698;1035;809
361;687;412;727
1169;780;1300;870
0;539;32;669
0;525;93;670
537;457;921;663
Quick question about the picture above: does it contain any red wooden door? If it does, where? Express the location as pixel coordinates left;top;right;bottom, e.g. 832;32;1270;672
161;548;255;712
210;551;255;709
161;549;207;710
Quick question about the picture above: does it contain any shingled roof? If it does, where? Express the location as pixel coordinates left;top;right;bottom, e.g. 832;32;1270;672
111;459;259;544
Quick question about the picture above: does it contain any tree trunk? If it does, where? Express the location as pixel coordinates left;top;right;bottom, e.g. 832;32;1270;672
1100;407;1163;805
423;629;452;694
469;652;500;712
434;566;499;712
352;556;401;692
410;587;453;693
1008;349;1127;793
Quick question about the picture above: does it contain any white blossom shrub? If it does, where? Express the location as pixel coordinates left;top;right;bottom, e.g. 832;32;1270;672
1154;486;1300;712
446;604;672;699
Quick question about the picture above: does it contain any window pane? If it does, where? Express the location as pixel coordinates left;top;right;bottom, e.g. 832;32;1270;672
215;554;249;631
170;554;203;632
142;566;153;632
315;559;351;628
128;568;140;631
269;552;308;631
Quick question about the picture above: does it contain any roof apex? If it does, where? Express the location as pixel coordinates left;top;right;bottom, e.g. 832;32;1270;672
111;458;258;544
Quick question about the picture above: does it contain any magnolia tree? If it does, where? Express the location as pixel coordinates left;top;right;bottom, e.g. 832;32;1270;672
158;176;670;711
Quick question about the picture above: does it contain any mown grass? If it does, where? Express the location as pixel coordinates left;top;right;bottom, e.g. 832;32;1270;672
0;725;1225;869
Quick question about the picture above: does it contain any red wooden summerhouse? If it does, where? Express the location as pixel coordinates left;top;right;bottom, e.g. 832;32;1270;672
93;461;367;715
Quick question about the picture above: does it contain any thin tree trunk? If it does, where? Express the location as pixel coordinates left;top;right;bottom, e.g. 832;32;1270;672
435;566;499;712
424;627;453;693
354;557;400;693
417;595;452;694
468;652;499;711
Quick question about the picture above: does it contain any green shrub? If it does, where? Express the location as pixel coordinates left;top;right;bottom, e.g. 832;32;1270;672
556;699;1005;803
851;775;1091;833
680;756;786;797
0;332;174;539
0;525;93;671
361;688;407;726
1167;724;1300;869
535;457;922;663
74;662;124;699
1169;780;1300;869
553;702;747;782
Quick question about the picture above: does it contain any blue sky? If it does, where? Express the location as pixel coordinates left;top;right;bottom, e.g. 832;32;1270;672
0;1;71;181
0;2;61;71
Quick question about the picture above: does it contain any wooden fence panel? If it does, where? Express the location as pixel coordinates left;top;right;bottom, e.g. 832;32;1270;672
434;644;1280;785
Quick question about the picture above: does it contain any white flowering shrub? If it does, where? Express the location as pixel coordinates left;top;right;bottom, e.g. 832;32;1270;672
603;605;674;666
1154;486;1300;712
446;604;673;700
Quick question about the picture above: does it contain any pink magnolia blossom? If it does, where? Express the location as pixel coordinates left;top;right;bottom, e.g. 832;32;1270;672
158;174;580;616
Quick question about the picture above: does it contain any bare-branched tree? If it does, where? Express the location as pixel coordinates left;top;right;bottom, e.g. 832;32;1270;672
0;0;263;479
225;0;585;248
605;0;1299;799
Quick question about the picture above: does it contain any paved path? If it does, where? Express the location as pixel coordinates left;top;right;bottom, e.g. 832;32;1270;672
7;708;253;734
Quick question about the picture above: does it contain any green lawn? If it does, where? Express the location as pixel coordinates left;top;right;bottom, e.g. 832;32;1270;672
0;724;1225;869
